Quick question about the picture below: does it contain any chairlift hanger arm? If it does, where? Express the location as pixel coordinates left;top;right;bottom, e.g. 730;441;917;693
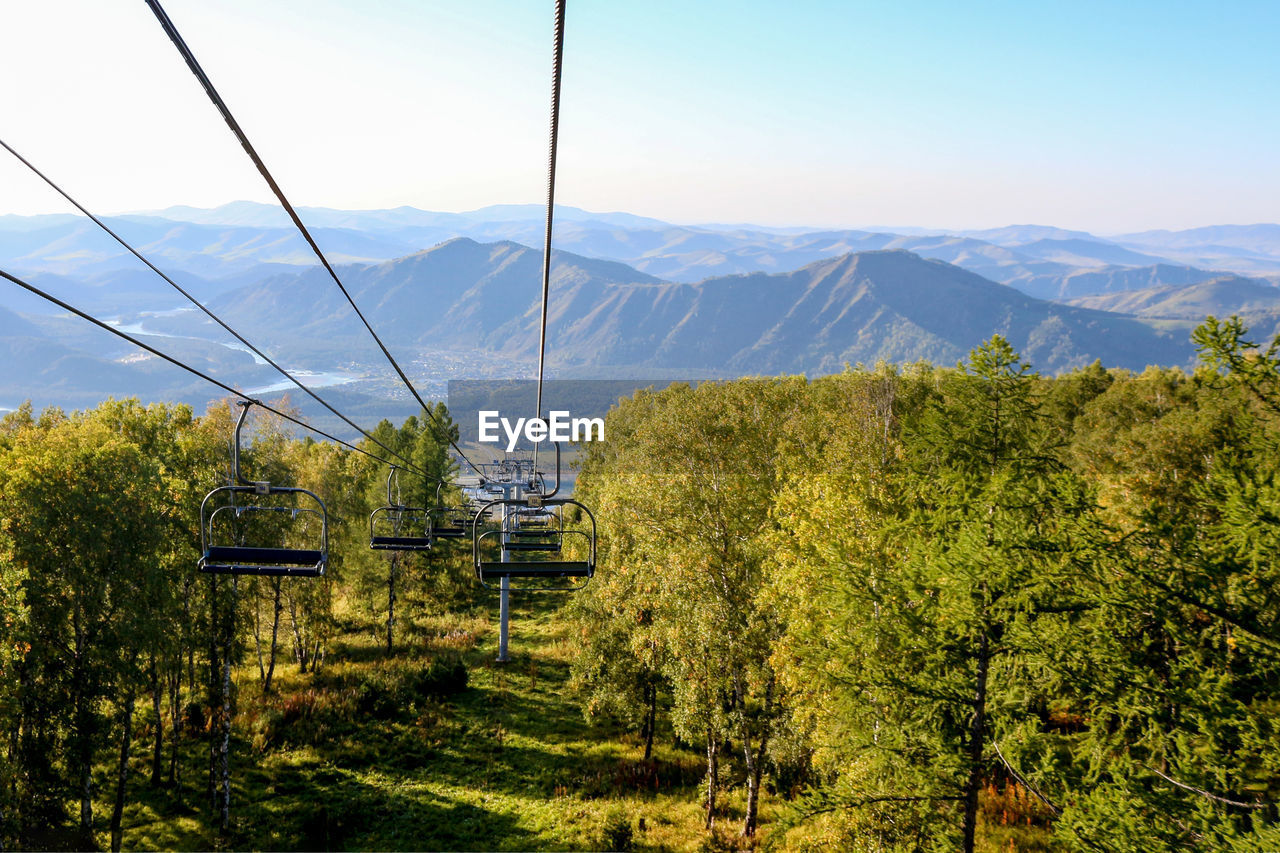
232;400;268;490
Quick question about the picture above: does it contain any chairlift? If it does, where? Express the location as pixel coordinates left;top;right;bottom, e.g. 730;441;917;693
473;497;595;589
199;401;328;577
502;505;562;552
428;480;472;539
369;466;433;551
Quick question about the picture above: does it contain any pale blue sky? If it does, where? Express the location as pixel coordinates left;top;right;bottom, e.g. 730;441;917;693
2;0;1276;232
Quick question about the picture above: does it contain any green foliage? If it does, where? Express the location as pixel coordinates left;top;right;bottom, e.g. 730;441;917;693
570;334;1280;850
571;378;811;836
1038;320;1280;849
6;321;1280;850
600;805;636;852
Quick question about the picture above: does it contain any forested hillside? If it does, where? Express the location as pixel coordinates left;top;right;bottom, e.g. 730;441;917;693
186;243;1198;375
2;317;1279;851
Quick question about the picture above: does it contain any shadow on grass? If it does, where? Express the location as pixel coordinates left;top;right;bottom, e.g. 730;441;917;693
123;739;544;852
250;779;542;852
117;593;702;851
407;736;703;803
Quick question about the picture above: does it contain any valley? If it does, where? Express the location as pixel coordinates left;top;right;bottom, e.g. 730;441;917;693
3;203;1279;440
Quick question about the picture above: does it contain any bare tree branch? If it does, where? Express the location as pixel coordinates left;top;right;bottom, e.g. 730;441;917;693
1146;765;1273;810
991;739;1059;815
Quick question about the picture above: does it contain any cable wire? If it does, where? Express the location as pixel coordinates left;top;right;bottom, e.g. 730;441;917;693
0;137;423;476
143;0;485;482
527;0;567;478
0;267;416;472
534;0;567;424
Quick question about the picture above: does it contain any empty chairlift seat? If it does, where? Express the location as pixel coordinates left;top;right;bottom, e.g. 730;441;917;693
430;507;470;538
369;506;433;551
473;498;596;587
502;507;562;552
429;483;474;539
200;488;329;576
198;401;329;577
369;467;433;551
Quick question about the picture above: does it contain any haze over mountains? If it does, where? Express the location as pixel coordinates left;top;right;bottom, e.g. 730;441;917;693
2;201;1279;429
186;240;1192;375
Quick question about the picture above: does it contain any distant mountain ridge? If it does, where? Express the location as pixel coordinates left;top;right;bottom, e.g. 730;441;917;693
181;239;1195;375
1062;276;1280;342
1062;274;1280;318
132;201;670;232
3;204;1279;306
4;204;1280;416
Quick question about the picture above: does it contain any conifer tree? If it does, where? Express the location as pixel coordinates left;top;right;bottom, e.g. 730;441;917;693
775;339;1103;850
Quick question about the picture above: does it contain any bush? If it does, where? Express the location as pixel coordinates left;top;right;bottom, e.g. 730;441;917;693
180;702;205;736
413;654;468;697
353;675;401;720
344;655;469;721
600;808;634;852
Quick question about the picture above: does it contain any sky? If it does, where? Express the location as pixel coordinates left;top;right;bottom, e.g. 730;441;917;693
2;0;1278;234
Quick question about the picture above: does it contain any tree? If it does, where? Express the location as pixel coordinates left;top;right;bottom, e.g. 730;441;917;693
0;407;168;849
570;390;672;763
572;378;807;836
1043;323;1280;849
773;339;1105;851
352;406;466;654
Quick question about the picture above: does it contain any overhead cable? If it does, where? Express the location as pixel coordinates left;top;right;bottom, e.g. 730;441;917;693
0;267;422;474
0;137;422;475
143;0;484;482
534;0;567;424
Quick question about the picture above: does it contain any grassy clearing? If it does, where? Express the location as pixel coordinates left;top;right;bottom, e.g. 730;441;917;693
110;594;723;852
101;593;1050;851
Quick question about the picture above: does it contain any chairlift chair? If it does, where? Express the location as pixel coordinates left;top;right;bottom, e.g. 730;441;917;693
472;497;595;590
502;505;562;552
199;401;328;577
428;481;472;539
369;466;433;551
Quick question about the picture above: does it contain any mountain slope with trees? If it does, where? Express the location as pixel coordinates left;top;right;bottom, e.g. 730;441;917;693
192;242;1197;375
3;316;1280;850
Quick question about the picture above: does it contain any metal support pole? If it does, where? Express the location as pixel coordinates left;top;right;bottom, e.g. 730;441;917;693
496;479;516;663
498;574;510;662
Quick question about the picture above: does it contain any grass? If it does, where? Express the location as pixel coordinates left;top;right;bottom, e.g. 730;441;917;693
94;593;1056;852
109;594;722;852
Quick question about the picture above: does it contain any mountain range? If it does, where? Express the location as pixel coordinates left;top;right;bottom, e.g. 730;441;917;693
2;202;1279;429
5;203;1279;298
114;239;1195;375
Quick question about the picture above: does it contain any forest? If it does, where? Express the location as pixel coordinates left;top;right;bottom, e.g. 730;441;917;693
1;316;1278;852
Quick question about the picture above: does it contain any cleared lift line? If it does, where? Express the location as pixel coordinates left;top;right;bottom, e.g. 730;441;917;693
473;0;593;666
143;0;485;483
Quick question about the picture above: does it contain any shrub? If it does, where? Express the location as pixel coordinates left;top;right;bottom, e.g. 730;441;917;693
600;808;634;852
180;702;205;736
413;654;468;697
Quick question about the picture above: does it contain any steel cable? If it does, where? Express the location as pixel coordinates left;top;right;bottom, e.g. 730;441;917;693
0;137;424;476
143;0;484;481
0;267;411;470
